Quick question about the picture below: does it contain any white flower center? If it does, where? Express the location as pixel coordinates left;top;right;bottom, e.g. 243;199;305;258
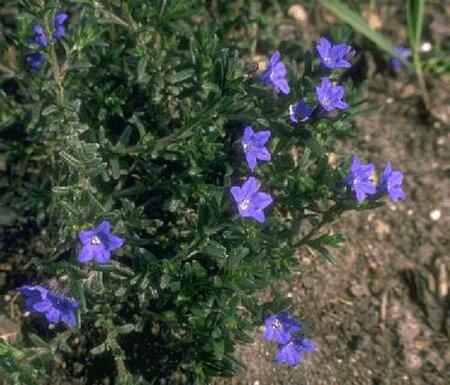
243;143;252;152
321;97;330;105
91;235;101;245
324;56;331;63
239;199;250;210
273;319;282;329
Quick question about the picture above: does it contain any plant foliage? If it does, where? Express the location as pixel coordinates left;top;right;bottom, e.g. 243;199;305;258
0;1;394;384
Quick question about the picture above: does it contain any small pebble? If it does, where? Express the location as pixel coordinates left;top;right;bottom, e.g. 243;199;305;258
288;4;308;24
420;42;432;52
429;209;441;221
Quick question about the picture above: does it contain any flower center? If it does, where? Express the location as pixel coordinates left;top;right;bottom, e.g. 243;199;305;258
324;56;332;64
91;235;101;245
239;199;250;210
243;143;253;152
321;97;330;105
272;319;282;329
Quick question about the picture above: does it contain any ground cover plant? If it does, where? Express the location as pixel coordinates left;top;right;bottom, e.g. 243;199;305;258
0;1;408;384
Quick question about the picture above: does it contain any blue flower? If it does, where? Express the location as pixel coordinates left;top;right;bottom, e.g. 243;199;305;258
52;12;68;39
230;176;273;223
315;77;348;112
346;154;377;203
241;126;271;171
78;221;124;264
31;24;48;47
316;37;354;69
260;51;290;95
379;162;405;202
275;337;316;366
262;311;302;344
391;46;411;69
17;285;78;327
289;100;313;123
25;53;45;70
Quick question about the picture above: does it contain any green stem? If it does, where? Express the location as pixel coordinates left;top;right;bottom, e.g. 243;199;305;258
406;0;430;111
46;30;64;107
292;203;340;248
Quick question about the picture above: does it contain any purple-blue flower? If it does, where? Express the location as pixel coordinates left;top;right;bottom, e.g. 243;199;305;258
241;126;271;171
275;337;316;366
260;51;290;95
289;100;313;123
31;24;48;47
315;77;348;112
391;46;411;69
52;12;68;39
316;37;354;69
379;162;405;202
262;311;302;344
17;285;78;327
346;154;377;203
78;220;124;264
25;53;45;70
230;176;273;223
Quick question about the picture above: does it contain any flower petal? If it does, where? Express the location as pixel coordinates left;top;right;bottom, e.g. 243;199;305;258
241;177;260;198
243;126;254;142
316;37;331;58
79;230;95;245
245;153;258;171
55;12;68;26
94;247;111;264
109;235;124;250
251;209;265;223
32;300;52;312
77;246;94;263
255;147;271;162
45;308;61;324
269;51;280;66
230;186;243;203
61;312;77;327
253;130;271;146
96;220;111;234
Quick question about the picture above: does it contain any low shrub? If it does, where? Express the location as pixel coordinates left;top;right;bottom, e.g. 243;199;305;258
0;1;404;384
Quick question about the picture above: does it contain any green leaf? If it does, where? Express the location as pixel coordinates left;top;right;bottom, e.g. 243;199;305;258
305;137;325;159
168;69;195;84
60;151;83;170
109;157;121;180
41;105;59;117
28;334;48;348
201;240;227;259
226;247;249;270
90;343;107;355
58;341;73;354
52;186;73;195
116;324;135;334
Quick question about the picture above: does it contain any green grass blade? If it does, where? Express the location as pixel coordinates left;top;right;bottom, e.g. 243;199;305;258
406;0;430;110
406;0;426;49
319;0;396;56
